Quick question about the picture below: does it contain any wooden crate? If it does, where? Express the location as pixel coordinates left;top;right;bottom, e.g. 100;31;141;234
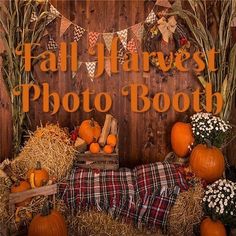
74;152;119;170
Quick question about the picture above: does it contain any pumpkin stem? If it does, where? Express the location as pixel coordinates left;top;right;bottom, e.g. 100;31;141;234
90;118;95;127
205;139;212;148
36;161;42;170
41;202;50;216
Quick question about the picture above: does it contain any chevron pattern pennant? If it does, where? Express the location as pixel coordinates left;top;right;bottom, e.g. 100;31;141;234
86;62;97;79
30;11;38;23
105;59;111;77
145;10;157;24
117;29;128;49
118;47;126;65
131;23;144;42
88;32;100;48
47;36;58;51
127;38;137;53
74;25;86;42
103;33;114;52
50;4;60;17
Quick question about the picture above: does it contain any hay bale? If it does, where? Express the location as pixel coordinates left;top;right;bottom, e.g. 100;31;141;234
168;181;204;236
68;210;165;236
10;124;75;181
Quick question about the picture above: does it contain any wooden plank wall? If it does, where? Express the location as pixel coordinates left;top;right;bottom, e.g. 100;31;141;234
0;0;235;167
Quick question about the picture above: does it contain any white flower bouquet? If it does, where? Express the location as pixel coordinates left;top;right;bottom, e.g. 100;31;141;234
190;113;232;148
202;179;236;226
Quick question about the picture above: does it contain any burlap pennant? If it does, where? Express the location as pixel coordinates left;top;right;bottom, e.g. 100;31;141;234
86;62;97;79
145;10;157;24
131;23;144;42
47;36;58;51
30;11;38;23
88;32;100;48
74;25;86;42
60;16;72;37
117;29;128;49
155;0;171;8
103;33;114;52
105;59;111;77
127;38;137;53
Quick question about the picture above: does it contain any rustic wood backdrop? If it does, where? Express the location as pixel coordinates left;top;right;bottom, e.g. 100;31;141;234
0;0;235;167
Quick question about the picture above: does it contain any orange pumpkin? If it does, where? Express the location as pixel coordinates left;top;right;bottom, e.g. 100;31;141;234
28;203;67;236
27;161;49;188
107;134;117;147
90;143;100;154
171;122;194;157
200;217;226;236
189;144;225;183
11;180;31;207
79;119;101;144
103;145;114;154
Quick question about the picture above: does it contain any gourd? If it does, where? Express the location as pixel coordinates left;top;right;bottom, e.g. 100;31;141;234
200;217;226;236
11;180;31;207
107;134;117;147
79;119;101;144
189;143;225;183
103;145;114;154
28;203;67;236
28;161;49;188
171;122;194;157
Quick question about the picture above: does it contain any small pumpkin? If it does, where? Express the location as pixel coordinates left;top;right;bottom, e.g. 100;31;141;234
28;202;67;236
171;122;194;157
189;143;225;183
107;134;117;147
11;180;31;207
79;119;101;144
90;143;100;154
28;161;49;188
103;145;114;154
200;217;226;236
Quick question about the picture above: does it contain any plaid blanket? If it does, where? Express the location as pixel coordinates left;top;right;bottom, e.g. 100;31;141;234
58;162;188;230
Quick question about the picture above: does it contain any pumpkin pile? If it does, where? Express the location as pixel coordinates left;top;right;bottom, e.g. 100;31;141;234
71;114;118;155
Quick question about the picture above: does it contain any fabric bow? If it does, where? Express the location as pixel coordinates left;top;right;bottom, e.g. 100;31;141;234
157;16;177;43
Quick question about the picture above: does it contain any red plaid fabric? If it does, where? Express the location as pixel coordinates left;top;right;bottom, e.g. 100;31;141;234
58;162;188;230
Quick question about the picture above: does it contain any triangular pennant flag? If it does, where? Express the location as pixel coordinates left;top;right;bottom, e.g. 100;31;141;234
30;11;38;23
145;10;157;24
103;33;114;52
60;16;72;37
47;36;58;51
117;29;128;49
118;47;126;65
155;0;171;8
88;32;100;48
74;25;86;42
50;4;60;17
105;59;111;77
131;23;144;42
86;62;97;79
127;38;137;53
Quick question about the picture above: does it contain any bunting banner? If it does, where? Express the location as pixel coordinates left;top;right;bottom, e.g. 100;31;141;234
86;62;97;79
50;4;60;17
118;47;126;64
60;16;72;37
30;11;38;23
117;29;128;49
105;59;111;77
74;25;86;42
88;32;100;48
103;33;114;52
47;36;58;51
145;10;157;24
131;23;144;42
127;38;137;53
155;0;172;8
